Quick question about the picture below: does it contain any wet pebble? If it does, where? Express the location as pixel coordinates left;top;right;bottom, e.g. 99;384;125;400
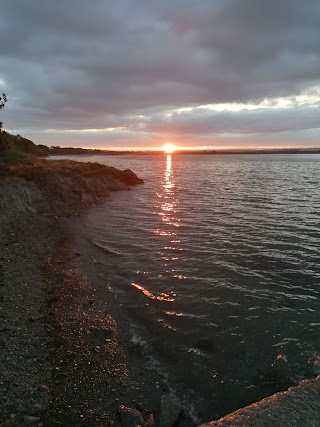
23;415;40;425
30;403;43;414
143;414;155;427
135;402;144;413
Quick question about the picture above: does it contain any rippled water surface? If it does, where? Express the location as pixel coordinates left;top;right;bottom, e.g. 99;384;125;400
62;154;320;422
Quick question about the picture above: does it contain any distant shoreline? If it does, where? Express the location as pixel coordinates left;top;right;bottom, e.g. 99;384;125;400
1;130;319;158
47;147;320;156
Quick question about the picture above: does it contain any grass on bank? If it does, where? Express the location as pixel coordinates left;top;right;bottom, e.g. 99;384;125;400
0;131;48;163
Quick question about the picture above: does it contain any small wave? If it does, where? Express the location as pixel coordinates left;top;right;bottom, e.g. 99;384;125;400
91;240;120;255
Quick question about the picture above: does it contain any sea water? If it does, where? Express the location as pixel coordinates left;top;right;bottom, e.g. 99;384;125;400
53;153;320;422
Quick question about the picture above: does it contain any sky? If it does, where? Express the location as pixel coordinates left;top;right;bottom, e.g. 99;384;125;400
0;0;320;150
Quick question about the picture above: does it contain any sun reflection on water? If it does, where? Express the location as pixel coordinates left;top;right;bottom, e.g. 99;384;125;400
159;154;180;227
131;282;176;302
155;154;183;272
164;154;174;192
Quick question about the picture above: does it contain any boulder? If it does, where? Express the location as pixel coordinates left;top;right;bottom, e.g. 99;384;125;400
118;405;144;427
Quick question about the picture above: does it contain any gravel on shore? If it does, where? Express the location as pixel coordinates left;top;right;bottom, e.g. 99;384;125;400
0;210;55;426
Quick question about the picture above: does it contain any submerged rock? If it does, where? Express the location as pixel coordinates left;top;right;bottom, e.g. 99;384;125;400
155;395;180;427
118;405;144;427
195;338;216;353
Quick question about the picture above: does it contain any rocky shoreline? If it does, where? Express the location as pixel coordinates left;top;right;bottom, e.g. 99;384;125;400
0;159;187;427
1;158;320;426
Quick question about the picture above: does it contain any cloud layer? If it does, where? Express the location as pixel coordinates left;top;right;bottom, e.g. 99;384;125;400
0;0;319;148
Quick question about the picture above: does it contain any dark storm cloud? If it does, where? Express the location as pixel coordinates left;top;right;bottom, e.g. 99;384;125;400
143;105;320;135
0;0;319;146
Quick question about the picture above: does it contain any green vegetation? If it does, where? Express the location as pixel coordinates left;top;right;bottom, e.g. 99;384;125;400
0;92;38;162
0;93;48;162
0;131;49;162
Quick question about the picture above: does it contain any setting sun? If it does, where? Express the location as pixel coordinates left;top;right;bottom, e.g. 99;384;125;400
163;143;176;154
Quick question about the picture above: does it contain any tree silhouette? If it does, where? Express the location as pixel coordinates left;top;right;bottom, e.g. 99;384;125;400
0;93;7;109
0;93;7;132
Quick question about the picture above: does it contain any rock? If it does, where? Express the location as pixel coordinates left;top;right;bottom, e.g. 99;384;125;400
0;420;15;427
195;338;216;353
23;415;40;425
144;414;155;427
31;402;43;414
39;384;49;392
200;377;320;427
135;402;144;413
0;160;143;217
0;177;43;215
120;169;144;186
155;396;180;427
118;405;144;427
